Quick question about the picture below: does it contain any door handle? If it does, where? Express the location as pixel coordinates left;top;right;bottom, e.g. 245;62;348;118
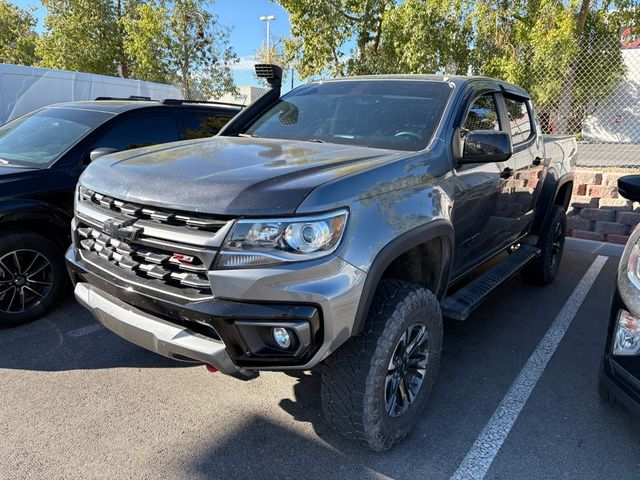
532;157;543;166
500;167;514;179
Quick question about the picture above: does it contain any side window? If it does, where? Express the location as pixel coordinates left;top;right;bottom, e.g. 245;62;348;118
93;115;179;151
464;94;500;132
181;112;235;140
504;97;533;144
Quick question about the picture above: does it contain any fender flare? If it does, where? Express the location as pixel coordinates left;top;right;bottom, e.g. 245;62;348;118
0;199;72;247
351;219;455;336
530;172;574;235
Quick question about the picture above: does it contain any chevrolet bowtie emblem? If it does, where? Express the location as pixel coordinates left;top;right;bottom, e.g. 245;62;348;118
103;218;142;242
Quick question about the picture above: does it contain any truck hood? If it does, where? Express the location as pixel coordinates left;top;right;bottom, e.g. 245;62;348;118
80;137;405;216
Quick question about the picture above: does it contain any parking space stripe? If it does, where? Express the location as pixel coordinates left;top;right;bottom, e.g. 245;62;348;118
66;323;104;338
451;255;608;480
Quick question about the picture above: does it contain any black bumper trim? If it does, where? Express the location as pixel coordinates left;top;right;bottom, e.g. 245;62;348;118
66;247;323;367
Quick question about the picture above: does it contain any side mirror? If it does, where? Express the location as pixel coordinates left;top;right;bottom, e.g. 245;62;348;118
458;130;512;164
618;175;640;202
89;147;118;162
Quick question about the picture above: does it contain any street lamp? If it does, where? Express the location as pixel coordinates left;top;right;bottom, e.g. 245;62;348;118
259;15;276;60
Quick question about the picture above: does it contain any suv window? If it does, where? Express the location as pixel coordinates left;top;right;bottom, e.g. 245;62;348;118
94;115;179;151
181;112;235;140
504;97;533;144
464;94;500;132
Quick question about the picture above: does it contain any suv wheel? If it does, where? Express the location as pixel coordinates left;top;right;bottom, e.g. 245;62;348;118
0;231;67;328
521;205;567;285
321;280;443;451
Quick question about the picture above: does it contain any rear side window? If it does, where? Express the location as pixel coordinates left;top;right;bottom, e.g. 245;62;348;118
94;115;179;151
464;94;500;132
504;97;533;144
181;112;235;140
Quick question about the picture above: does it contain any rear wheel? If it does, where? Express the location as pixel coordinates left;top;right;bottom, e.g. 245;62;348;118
0;231;67;328
521;205;567;285
321;280;443;451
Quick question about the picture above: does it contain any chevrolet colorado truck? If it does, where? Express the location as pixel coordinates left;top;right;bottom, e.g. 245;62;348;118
66;65;576;451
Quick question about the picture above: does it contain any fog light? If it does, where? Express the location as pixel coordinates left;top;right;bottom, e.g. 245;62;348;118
613;310;640;356
272;327;291;349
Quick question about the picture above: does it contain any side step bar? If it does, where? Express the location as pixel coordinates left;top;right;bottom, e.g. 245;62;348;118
441;244;541;321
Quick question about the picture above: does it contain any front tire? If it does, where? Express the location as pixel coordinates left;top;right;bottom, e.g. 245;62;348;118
0;231;67;328
321;280;443;451
521;205;567;285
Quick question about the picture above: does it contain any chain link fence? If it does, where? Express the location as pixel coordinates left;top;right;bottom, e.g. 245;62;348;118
534;33;640;169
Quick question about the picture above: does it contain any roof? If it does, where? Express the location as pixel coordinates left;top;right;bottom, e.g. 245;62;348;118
43;99;241;115
310;74;530;98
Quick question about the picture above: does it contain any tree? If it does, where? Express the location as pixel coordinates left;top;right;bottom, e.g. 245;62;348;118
0;0;39;66
122;1;237;99
279;0;472;78
36;0;122;76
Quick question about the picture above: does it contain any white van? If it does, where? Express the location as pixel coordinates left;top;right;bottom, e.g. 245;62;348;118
0;63;182;124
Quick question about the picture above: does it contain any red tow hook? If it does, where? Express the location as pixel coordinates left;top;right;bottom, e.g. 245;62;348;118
205;364;218;373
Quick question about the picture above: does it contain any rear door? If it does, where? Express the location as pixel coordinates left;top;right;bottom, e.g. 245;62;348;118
500;95;544;236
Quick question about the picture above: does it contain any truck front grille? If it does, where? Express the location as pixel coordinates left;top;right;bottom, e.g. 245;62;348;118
74;188;234;300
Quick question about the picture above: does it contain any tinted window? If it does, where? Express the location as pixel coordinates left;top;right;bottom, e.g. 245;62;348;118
94;115;179;151
0;107;110;167
245;80;452;151
504;97;533;144
464;94;500;132
181;112;234;140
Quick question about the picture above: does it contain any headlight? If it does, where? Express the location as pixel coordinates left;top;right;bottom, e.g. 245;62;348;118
613;310;640;356
216;209;348;268
627;242;640;289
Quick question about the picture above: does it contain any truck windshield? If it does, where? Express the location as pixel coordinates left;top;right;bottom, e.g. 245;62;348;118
0;107;110;167
245;80;452;151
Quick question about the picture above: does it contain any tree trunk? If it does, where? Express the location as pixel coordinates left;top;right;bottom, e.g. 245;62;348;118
556;0;590;134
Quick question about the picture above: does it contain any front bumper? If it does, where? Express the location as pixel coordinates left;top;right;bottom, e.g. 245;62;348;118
600;290;640;416
74;281;243;374
66;245;366;372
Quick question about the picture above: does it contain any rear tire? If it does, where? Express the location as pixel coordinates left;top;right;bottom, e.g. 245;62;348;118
0;231;67;328
321;280;443;451
521;205;567;285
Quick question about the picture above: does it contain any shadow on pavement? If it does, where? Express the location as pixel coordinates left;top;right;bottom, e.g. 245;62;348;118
0;295;189;372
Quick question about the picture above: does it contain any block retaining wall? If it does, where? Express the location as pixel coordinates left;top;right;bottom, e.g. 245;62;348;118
568;168;640;245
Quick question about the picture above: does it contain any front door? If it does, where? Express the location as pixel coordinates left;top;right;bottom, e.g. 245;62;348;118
451;91;518;277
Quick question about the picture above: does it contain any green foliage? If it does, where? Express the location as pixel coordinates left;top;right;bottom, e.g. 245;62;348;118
37;0;122;75
0;0;39;66
35;0;237;99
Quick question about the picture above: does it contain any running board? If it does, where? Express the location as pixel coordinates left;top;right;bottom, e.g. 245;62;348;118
441;244;541;321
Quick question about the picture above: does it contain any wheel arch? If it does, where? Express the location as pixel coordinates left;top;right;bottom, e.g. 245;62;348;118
351;220;454;336
0;200;71;251
530;172;574;235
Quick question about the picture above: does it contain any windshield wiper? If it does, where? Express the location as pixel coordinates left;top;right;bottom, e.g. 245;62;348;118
307;138;326;143
0;158;30;168
237;133;260;138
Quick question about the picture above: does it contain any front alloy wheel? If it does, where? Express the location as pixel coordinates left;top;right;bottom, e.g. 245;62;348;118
0;231;67;328
385;323;430;417
0;250;55;314
321;280;443;451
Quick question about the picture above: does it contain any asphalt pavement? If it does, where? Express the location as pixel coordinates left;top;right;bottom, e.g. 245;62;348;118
1;244;639;480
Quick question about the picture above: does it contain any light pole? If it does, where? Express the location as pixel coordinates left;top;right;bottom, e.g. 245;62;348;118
259;15;276;61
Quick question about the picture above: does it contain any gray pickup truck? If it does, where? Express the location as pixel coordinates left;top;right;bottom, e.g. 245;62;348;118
66;65;575;451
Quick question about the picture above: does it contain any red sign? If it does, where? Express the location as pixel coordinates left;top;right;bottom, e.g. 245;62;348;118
621;27;640;49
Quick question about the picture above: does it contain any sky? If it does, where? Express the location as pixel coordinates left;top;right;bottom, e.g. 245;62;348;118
11;0;295;88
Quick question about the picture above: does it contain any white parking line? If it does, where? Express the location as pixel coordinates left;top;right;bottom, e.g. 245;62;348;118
451;255;608;480
66;323;104;338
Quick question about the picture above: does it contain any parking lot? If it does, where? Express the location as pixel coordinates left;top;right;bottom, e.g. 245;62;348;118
2;243;640;480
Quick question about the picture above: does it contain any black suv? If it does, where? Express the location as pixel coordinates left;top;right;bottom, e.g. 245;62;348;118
0;98;240;327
